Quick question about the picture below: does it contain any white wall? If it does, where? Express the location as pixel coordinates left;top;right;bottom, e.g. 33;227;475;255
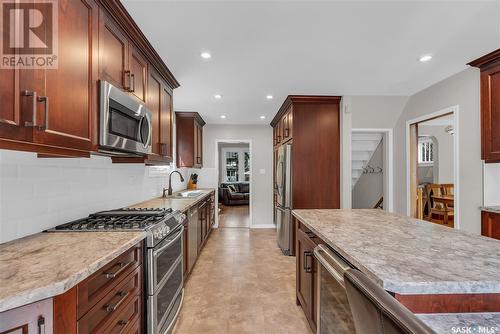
196;124;273;227
393;67;482;234
0;150;188;243
419;125;454;184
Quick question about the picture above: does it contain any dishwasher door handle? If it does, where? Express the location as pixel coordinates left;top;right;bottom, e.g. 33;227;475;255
313;244;351;288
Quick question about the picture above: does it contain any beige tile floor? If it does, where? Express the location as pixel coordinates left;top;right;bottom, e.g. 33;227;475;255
218;205;250;228
172;228;312;334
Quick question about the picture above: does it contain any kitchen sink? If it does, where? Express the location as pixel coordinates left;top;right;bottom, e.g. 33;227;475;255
176;190;204;198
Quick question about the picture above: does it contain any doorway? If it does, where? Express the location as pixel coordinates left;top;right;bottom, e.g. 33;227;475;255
351;129;393;211
216;141;251;228
406;107;459;228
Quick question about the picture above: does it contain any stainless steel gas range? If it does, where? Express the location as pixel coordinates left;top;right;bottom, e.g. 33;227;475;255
47;207;187;334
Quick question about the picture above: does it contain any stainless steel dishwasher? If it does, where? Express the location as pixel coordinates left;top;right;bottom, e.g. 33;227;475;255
187;206;199;273
313;244;356;334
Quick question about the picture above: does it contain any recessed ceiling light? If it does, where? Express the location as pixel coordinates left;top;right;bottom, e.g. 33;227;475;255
419;55;432;62
266;94;273;100
260;115;266;120
214;94;222;99
220;115;226;119
201;52;211;59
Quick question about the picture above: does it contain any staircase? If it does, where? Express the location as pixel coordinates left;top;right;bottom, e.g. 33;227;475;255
351;133;383;188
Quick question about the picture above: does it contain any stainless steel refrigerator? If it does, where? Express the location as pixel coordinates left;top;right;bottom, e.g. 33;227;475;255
276;143;293;255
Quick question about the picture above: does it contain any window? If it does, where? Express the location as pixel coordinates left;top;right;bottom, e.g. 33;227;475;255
418;137;434;165
244;152;250;182
221;147;250;183
225;152;239;182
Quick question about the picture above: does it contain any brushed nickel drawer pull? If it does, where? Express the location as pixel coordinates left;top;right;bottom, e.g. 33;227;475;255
104;291;129;313
23;90;37;127
103;261;130;279
118;320;129;326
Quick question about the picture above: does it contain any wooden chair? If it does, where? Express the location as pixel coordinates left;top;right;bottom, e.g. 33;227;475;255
442;184;454;196
429;184;454;227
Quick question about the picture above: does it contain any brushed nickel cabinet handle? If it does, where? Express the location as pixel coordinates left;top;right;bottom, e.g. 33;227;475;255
104;291;129;313
23;90;37;127
103;261;129;279
130;73;135;92
37;96;49;130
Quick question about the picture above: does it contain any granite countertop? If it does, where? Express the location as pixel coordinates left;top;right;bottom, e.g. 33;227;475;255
129;188;215;212
0;231;145;313
481;206;500;214
418;313;500;333
0;189;215;313
292;209;500;295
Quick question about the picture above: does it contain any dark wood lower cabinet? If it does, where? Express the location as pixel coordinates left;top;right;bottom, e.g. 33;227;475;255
296;223;318;333
53;241;144;334
482;211;500;240
183;191;215;281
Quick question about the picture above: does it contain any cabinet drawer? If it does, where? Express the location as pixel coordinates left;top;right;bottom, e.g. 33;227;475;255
101;295;142;334
78;265;142;333
78;244;143;318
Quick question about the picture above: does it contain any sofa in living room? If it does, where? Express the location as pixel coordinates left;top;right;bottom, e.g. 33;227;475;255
219;182;250;205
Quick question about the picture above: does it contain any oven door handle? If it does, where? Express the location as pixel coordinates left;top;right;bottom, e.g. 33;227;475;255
153;226;184;257
313;244;351;288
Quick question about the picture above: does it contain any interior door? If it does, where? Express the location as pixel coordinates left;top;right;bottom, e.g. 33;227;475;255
32;0;97;151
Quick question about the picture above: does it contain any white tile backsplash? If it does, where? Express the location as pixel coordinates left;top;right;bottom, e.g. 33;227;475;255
483;162;500;207
0;150;189;243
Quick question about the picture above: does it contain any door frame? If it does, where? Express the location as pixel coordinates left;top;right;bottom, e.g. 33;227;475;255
405;105;460;228
214;139;253;228
351;128;394;212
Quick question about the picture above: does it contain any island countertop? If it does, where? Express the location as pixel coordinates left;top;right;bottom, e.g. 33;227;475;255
292;209;500;295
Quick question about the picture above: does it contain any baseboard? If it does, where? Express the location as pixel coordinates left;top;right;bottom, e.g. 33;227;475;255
251;224;276;229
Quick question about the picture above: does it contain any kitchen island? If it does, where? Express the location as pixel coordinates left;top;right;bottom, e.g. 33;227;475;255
292;209;500;330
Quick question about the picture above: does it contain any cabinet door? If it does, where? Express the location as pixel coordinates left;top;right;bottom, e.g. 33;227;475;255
32;0;97;151
482;211;500;240
159;85;173;159
129;46;147;102
285;108;293;140
99;13;129;90
296;229;313;314
0;69;33;142
481;61;500;161
147;71;162;155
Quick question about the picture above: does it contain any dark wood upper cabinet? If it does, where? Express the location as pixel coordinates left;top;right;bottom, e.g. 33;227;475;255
0;0;179;161
469;49;500;162
148;71;162;156
176;112;206;168
32;0;97;152
99;12;129;90
129;46;148;103
160;86;173;160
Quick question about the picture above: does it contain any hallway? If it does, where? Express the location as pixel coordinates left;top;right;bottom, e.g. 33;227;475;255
218;205;250;228
172;228;311;334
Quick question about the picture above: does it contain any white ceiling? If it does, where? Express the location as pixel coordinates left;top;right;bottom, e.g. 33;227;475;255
122;0;500;124
419;114;454;127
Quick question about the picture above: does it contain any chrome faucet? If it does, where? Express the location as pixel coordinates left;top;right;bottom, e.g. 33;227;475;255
163;170;185;197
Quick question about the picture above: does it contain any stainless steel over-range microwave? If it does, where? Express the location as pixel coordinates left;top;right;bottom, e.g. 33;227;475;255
99;80;152;155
